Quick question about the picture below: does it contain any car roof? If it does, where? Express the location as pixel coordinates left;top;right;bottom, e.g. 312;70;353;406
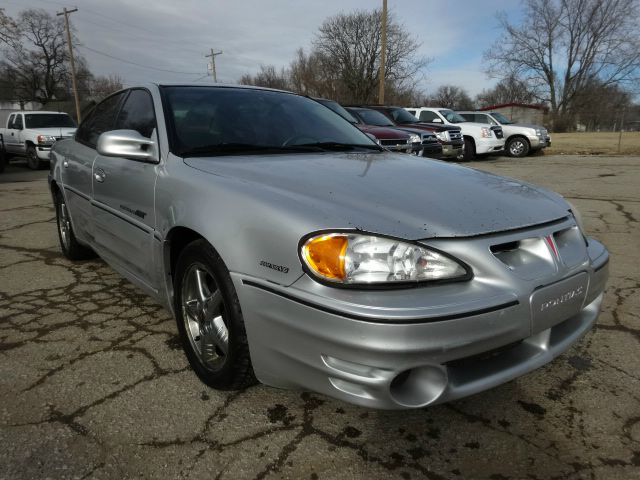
11;110;69;115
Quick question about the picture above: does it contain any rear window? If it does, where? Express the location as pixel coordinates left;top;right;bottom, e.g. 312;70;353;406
24;114;76;129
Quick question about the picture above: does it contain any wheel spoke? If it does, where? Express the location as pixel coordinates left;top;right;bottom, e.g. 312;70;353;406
202;314;229;355
194;268;210;302
203;290;223;320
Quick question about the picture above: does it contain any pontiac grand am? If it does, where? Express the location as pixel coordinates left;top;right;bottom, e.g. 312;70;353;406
48;84;609;409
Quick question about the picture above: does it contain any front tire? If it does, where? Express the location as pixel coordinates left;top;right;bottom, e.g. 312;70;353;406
506;137;530;158
27;145;45;170
174;239;256;390
54;190;95;260
463;137;475;161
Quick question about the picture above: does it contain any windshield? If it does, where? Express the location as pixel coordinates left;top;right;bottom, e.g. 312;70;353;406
25;114;76;129
390;108;420;124
490;112;514;124
438;110;467;123
316;99;358;124
162;86;380;156
356;109;396;127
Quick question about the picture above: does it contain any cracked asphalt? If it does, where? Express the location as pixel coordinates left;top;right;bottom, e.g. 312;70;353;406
1;154;639;479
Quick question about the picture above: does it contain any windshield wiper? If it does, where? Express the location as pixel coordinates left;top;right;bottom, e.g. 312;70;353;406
294;142;382;152
178;142;326;157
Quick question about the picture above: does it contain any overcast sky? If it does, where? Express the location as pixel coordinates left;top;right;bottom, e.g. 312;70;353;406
3;0;524;97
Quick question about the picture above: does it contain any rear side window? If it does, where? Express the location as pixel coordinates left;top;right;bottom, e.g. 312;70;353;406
418;111;440;122
115;89;156;138
76;92;126;147
7;114;15;128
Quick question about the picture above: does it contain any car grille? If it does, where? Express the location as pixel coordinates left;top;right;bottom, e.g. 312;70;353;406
491;126;503;139
449;130;462;141
490;225;586;278
380;139;409;146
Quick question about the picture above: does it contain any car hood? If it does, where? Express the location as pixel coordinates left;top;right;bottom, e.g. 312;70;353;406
184;152;569;239
28;127;76;137
357;124;409;139
509;123;546;131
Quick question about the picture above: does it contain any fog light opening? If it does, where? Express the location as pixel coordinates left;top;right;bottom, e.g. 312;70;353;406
389;366;448;408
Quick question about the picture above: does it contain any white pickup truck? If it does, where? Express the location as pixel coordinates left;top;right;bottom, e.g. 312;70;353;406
0;111;77;169
405;107;505;160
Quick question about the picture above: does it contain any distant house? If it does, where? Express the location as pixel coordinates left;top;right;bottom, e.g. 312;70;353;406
479;103;549;126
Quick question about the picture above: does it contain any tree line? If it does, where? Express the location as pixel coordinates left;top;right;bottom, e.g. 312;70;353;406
2;1;639;131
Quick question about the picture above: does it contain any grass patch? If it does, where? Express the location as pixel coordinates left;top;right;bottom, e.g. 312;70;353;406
546;132;640;155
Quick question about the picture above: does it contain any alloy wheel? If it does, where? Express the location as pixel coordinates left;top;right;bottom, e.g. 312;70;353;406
181;263;229;371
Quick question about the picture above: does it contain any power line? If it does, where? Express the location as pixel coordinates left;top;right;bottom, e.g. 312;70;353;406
76;45;204;75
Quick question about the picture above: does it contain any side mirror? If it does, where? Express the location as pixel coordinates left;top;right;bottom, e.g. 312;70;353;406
97;129;158;163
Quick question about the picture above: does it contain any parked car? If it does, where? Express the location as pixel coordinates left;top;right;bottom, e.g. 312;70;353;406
405;107;505;161
314;98;421;154
458;111;551;157
0;111;77;169
49;84;609;409
361;105;464;160
345;107;442;158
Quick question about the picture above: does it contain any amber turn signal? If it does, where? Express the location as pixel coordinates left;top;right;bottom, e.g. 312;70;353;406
302;234;348;281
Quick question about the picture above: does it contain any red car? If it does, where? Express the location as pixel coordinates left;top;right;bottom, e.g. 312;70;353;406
314;98;421;154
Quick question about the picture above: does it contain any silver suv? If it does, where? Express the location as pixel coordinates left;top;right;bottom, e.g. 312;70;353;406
458;111;550;157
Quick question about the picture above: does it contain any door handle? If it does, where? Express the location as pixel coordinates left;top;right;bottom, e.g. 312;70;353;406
94;168;106;183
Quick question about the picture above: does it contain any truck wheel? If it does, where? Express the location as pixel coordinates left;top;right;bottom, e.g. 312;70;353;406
174;239;256;390
55;190;96;260
463;137;475;161
27;145;45;170
506;137;530;158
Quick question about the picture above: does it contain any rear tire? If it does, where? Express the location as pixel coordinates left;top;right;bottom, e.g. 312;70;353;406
54;190;96;260
174;239;256;390
27;145;45;170
506;137;530;158
463;137;475;161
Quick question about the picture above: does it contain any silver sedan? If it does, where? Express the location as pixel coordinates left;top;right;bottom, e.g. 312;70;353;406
48;84;609;409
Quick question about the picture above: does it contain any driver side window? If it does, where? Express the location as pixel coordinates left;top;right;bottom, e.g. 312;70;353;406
76;91;126;148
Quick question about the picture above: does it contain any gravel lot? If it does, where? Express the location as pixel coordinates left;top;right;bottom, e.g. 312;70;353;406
1;154;638;479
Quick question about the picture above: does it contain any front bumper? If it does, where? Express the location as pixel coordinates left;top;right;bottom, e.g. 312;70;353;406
418;142;443;158
36;145;53;160
475;137;505;155
530;135;551;149
439;141;464;158
234;221;608;409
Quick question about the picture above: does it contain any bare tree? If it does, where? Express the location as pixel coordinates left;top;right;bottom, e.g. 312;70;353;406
89;74;124;99
312;9;430;104
1;9;77;103
476;75;537;108
485;0;640;130
0;8;17;46
239;65;290;90
427;85;474;110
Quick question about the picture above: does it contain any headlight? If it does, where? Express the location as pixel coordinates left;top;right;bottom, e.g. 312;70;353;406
409;134;421;144
435;131;449;142
535;129;542;136
568;202;586;237
37;135;56;144
300;232;470;285
480;127;492;138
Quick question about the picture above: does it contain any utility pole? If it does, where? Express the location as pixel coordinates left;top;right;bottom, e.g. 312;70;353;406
57;8;81;123
206;49;223;82
378;0;387;104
